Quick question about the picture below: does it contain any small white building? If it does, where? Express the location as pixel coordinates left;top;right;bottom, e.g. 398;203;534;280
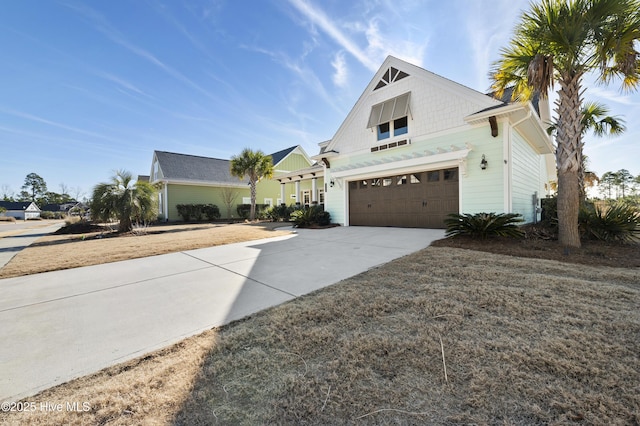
0;201;41;220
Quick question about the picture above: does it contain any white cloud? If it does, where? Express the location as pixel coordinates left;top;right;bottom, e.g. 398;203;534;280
331;51;348;87
463;0;526;90
587;87;638;106
287;0;379;71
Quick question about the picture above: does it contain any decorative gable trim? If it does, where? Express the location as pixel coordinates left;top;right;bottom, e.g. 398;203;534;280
374;66;409;90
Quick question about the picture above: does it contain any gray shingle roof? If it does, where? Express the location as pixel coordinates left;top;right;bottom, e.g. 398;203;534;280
482;86;541;117
154;146;299;184
154;151;248;185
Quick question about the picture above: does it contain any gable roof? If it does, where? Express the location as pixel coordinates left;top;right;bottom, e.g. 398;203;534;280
324;55;503;154
152;146;303;185
154;151;246;185
0;201;40;211
270;146;298;165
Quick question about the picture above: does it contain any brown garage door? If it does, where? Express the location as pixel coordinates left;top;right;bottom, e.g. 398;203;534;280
349;168;459;228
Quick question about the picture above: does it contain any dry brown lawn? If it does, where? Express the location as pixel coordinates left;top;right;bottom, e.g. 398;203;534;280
0;222;291;278
2;242;638;425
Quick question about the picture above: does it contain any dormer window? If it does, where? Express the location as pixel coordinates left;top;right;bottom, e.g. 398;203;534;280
368;92;411;141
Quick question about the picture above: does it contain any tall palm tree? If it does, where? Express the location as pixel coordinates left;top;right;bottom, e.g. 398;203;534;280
492;0;640;248
90;170;157;232
230;148;274;221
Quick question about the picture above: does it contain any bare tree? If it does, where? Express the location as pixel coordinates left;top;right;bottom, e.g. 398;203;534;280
221;187;239;220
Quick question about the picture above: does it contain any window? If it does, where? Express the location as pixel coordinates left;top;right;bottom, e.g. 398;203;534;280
383;178;393;187
427;171;440;182
394;116;408;136
410;174;421;184
319;190;325;204
264;198;273;206
377;117;408;141
377;122;390;140
397;175;407;185
444;169;458;181
370;93;411;141
242;197;251;204
371;178;381;187
302;190;310;205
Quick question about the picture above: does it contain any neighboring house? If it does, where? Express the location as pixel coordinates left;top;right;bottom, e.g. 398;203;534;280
41;201;83;214
0;201;41;220
150;146;324;221
304;55;555;228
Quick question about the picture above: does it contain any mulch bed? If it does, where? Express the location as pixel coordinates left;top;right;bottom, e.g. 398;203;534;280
53;222;109;235
432;234;640;268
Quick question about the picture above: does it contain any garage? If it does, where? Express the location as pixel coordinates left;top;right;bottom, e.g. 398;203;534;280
348;167;459;228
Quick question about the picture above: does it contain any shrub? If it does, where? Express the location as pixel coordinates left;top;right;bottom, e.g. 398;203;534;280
579;202;640;243
266;204;295;222
176;204;198;222
176;204;221;222
202;204;221;220
444;212;524;239
290;205;331;228
236;204;268;220
540;197;558;226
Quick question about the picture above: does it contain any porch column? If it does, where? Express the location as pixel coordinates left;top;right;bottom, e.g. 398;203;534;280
311;177;318;204
294;181;300;206
280;182;286;206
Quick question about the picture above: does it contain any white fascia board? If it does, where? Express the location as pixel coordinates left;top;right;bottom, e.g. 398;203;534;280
331;149;470;180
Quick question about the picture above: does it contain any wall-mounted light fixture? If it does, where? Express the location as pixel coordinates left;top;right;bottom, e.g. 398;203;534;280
330;179;335;187
480;154;488;170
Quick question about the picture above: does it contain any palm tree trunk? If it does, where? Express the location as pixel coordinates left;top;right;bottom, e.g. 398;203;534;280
555;73;583;248
249;180;257;221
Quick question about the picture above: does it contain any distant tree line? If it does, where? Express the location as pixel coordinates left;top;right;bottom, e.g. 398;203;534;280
1;173;85;205
598;169;640;200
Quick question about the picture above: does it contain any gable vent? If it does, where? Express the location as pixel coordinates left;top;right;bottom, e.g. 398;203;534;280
374;67;409;90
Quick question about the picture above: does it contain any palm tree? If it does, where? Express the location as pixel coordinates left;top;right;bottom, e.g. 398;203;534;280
230;148;274;221
548;102;625;202
491;0;640;248
90;170;157;232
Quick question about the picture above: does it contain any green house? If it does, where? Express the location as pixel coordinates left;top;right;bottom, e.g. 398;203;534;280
150;146;324;221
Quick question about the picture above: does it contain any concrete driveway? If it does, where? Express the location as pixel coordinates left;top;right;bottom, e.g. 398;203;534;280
0;226;444;402
0;221;64;268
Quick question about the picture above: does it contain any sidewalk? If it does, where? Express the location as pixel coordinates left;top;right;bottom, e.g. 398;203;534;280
0;226;444;402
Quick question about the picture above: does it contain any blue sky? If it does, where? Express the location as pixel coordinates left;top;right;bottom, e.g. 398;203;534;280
1;0;638;200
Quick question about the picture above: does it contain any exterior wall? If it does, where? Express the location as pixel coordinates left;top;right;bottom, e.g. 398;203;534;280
511;129;543;223
166;184;249;220
273;153;311;175
259;179;325;206
324;125;507;225
328;65;500;157
459;125;505;215
3;210;25;220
